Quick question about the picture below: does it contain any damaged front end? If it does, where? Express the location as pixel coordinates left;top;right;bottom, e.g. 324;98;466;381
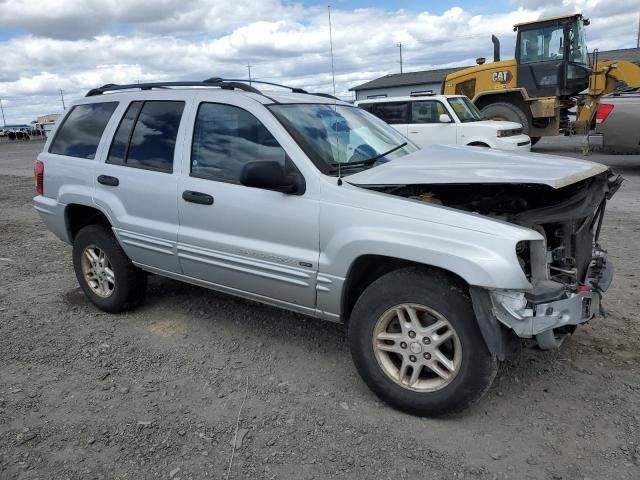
371;171;623;352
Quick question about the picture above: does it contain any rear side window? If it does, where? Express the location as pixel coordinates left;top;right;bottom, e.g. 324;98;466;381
107;100;184;173
190;103;286;183
358;103;374;113
371;102;409;124
49;102;118;159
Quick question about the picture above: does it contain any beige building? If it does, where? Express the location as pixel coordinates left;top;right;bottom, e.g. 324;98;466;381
37;113;61;125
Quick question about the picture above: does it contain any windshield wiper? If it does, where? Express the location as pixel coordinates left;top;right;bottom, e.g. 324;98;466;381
329;142;408;172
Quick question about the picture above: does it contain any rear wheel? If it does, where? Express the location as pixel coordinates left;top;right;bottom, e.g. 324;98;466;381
348;267;497;417
481;102;530;134
73;224;147;313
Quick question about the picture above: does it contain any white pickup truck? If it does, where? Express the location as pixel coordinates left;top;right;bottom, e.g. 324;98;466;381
357;94;532;151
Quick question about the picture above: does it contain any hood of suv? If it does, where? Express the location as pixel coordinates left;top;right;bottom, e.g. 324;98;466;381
346;144;608;189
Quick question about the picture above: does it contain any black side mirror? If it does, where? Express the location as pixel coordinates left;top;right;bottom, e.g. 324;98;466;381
240;161;305;195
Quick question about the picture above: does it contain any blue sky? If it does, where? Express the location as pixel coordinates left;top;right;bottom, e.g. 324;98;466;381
0;0;638;123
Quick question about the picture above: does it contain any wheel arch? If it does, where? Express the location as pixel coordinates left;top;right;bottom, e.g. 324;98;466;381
340;255;469;325
65;203;113;243
472;89;530;112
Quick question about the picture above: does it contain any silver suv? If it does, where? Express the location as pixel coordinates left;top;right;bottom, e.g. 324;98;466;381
34;78;620;416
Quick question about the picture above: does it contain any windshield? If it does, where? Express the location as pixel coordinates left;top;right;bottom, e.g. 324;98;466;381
447;97;482;122
519;19;588;65
269;104;417;175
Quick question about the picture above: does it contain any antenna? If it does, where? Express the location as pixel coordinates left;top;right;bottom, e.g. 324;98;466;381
247;64;253;86
0;98;6;128
328;5;337;98
59;89;66;111
397;42;403;73
328;5;342;185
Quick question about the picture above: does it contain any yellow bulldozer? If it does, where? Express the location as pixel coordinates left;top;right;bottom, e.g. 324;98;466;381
443;13;640;144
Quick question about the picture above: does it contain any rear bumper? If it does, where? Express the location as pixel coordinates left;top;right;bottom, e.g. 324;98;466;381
33;195;69;243
489;258;613;349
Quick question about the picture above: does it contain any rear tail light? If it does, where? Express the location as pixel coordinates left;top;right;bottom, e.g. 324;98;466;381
34;160;44;195
595;103;614;124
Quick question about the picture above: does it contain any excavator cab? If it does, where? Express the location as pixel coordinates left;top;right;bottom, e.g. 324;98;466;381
515;14;591;98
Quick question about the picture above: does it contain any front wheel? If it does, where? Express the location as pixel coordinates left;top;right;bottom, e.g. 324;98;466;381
348;267;497;417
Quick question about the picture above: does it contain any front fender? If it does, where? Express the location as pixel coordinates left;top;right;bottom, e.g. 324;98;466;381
319;195;543;291
321;224;533;289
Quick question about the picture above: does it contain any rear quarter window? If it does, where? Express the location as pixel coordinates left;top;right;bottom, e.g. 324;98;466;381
49;102;118;159
370;102;409;124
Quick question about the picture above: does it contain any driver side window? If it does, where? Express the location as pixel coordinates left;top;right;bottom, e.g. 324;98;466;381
191;103;286;183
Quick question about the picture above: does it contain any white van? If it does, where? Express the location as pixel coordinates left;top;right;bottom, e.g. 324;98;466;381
356;95;531;152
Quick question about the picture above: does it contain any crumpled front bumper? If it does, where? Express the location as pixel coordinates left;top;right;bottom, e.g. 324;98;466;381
488;258;614;350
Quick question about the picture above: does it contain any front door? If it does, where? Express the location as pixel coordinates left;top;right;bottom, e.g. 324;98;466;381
407;100;457;147
177;101;319;308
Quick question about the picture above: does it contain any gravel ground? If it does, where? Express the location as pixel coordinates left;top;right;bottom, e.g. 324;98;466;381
1;139;639;480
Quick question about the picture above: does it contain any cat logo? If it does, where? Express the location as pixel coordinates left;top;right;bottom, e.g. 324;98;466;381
491;71;512;83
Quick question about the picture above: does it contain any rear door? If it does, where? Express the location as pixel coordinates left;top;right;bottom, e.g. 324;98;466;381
93;99;187;273
407;100;457;147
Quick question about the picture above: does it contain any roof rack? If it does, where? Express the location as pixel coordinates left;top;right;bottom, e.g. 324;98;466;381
85;77;342;102
86;78;262;97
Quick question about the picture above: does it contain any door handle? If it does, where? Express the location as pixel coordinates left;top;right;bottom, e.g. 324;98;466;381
97;175;119;186
409;131;419;134
182;190;214;205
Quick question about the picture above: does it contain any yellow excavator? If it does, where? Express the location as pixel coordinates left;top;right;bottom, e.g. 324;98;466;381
443;13;640;144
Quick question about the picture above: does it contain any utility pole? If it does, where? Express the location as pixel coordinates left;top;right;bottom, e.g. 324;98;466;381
59;89;66;111
247;64;253;85
637;13;639;49
0;98;6;128
397;42;403;73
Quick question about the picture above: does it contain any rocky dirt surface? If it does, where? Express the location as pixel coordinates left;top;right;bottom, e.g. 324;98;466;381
1;140;639;480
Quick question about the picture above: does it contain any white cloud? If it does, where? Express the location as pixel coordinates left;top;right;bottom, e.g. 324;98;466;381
0;1;638;123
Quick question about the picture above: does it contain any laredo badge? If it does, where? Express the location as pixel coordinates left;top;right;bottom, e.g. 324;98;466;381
491;71;512;83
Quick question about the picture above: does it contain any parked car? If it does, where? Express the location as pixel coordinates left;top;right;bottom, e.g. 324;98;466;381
34;79;619;417
356;94;531;151
594;91;640;153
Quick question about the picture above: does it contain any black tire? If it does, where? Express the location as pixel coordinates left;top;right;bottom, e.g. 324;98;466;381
348;267;497;417
481;102;530;134
72;224;147;313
